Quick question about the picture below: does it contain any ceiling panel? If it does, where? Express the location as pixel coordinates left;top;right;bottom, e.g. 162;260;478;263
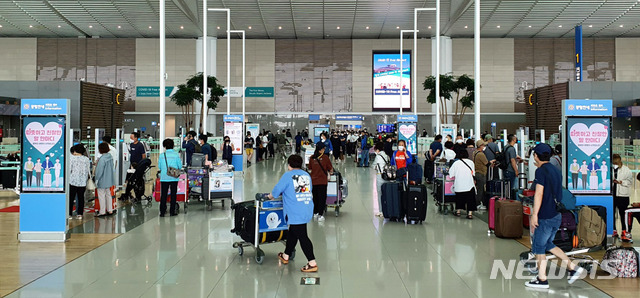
1;0;640;39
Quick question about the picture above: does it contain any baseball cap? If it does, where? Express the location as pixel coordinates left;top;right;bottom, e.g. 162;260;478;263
533;143;552;156
484;134;493;141
475;139;487;147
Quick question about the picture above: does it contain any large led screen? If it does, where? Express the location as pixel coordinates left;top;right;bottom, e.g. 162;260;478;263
373;51;411;111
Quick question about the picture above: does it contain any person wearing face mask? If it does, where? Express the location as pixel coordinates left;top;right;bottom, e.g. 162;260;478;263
308;143;333;222
330;132;341;163
611;154;632;239
391;140;413;185
317;132;333;156
453;135;466;154
221;136;234;165
473;140;492;209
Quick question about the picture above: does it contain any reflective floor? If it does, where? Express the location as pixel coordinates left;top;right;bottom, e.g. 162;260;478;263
6;156;615;298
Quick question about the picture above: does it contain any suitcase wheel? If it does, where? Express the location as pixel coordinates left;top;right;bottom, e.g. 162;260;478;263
255;248;265;264
238;246;244;256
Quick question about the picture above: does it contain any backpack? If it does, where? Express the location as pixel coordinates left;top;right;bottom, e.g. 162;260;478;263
190;139;202;153
601;247;640;278
576;206;606;248
493;145;510;171
366;137;374;149
377;155;396;181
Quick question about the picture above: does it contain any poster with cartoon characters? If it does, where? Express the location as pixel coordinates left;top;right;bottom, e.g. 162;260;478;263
21;116;66;192
566;117;611;194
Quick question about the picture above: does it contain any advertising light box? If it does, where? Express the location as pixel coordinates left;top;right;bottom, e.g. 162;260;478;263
372;51;411;111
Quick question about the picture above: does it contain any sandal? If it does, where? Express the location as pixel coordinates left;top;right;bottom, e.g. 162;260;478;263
301;263;318;273
278;252;289;264
454;211;461;217
467;214;473;220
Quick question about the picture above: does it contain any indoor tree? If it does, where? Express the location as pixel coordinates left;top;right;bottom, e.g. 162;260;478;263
423;74;475;127
171;72;225;133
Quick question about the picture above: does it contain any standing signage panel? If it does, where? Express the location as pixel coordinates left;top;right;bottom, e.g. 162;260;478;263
397;115;418;155
246;123;260;163
224;115;244;172
440;124;457;140
19;99;70;242
562;99;614;235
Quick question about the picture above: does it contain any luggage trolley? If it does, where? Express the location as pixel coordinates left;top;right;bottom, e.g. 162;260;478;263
433;161;455;215
186;167;215;211
326;171;348;217
231;193;294;264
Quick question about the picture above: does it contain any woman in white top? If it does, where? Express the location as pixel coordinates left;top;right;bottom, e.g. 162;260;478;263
448;149;476;219
442;141;457;164
371;142;390;218
68;144;91;219
611;154;632;239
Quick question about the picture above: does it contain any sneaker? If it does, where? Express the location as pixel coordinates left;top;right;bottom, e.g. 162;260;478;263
612;230;618;238
477;204;487;210
568;267;585;284
313;213;319;220
525;277;549;289
317;215;325;222
76;215;83;220
621;231;633;242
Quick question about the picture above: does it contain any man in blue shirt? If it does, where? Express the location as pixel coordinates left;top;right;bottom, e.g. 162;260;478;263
269;155;318;272
425;134;443;183
199;135;215;162
526;144;584;289
128;132;147;166
294;132;303;154
358;132;370;167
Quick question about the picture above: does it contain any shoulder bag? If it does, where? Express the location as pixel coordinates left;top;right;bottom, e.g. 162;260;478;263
377;155;397;181
314;157;331;181
164;153;182;178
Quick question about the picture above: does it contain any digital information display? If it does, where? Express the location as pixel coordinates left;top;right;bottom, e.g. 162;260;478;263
372;51;411;111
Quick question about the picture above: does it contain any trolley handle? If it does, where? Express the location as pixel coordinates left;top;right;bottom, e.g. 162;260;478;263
255;193;280;202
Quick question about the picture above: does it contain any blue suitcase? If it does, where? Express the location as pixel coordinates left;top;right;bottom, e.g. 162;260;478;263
381;182;403;221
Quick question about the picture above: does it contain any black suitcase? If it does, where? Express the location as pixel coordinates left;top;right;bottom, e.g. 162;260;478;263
404;184;427;223
407;161;423;185
231;200;287;244
424;159;434;182
381;182;403;221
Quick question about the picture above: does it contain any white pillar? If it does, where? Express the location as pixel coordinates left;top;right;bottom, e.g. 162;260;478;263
432;36;452;125
196;37;217;133
159;0;166;142
435;0;441;134
202;0;208;134
474;0;481;140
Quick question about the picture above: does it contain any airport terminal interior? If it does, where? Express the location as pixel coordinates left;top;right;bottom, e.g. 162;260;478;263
2;1;640;297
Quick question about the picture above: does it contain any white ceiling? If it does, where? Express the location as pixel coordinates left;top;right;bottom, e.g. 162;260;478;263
0;0;639;39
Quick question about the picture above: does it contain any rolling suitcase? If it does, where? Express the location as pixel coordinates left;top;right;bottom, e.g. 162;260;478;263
494;200;523;238
231;200;287;245
488;180;511;231
381;182;403;221
404;184;427;223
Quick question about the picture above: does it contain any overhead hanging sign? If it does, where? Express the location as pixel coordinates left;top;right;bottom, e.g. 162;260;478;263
336;115;364;121
564;100;612;117
397;114;418;123
136;86;176;97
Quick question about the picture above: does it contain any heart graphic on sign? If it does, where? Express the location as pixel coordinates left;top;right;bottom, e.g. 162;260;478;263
569;123;608;157
25;122;63;154
398;124;416;139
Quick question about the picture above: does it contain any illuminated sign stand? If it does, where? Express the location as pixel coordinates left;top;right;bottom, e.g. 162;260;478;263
562;99;613;235
398;115;418;155
223;115;244;172
18;99;70;242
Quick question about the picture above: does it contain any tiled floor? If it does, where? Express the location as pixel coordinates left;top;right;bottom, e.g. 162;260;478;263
4;157;619;298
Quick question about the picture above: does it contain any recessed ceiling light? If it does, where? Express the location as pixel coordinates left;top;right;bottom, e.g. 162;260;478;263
0;25;3;28
180;25;184;29
528;25;532;28
619;24;624;28
496;25;501;28
148;26;152;29
428;26;432;29
57;25;61;28
29;25;33;28
336;26;340;29
89;25;93;28
588;24;593;28
396;26;400;29
464;25;468;29
117;25;121;29
278;26;282;30
248;26;252;29
365;26;370;29
217;26;220;29
307;26;311;30
558;25;563;28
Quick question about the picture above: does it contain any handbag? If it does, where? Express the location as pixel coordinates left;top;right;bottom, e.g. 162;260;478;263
86;174;96;191
164;153;182;178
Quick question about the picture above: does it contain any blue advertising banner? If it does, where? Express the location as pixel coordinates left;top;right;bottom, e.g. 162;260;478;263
21;99;67;115
373;52;411;110
575;25;583;82
223;114;244;122
564;100;613;117
398;123;417;155
566;117;611;194
245;87;274;97
616;107;631;118
258;209;288;233
21;116;66;192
